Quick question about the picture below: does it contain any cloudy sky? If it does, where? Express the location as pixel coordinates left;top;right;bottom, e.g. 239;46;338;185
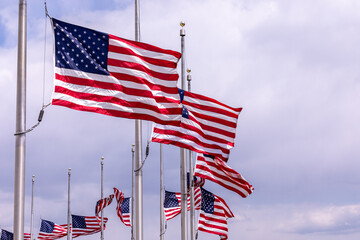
1;0;360;239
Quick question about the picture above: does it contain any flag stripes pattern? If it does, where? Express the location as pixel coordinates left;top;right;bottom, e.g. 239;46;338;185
113;188;131;227
71;215;107;238
152;89;242;161
38;220;68;240
51;18;182;125
95;194;114;216
194;154;254;198
23;233;31;240
198;188;234;240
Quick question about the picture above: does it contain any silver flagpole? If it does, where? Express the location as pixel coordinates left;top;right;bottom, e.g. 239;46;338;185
134;1;143;240
187;70;195;240
131;144;135;240
179;21;188;240
160;144;164;240
14;0;27;239
67;168;71;240
30;175;35;240
100;157;104;240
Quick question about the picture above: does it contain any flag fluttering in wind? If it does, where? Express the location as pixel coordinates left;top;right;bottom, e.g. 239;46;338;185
37;220;68;240
23;233;31;240
71;215;107;238
164;188;201;221
194;153;254;198
51;18;182;125
152;89;242;161
95;194;114;216
198;188;234;240
0;230;13;240
113;188;131;226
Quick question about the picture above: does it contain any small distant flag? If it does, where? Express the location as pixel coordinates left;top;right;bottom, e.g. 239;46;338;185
23;233;31;240
152;89;242;161
113;188;131;226
71;215;107;238
194;153;254;198
198;188;234;240
95;194;114;216
38;220;68;240
51;18;182;125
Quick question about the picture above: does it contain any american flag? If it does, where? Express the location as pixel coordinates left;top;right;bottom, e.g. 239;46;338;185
194;153;254;198
0;230;13;240
163;187;202;221
198;188;234;240
113;188;131;227
37;220;68;240
71;215;108;238
95;194;114;216
23;233;31;240
51;18;182;125
152;89;242;161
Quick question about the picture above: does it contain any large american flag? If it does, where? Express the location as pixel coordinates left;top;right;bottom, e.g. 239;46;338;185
113;188;131;227
152;89;242;161
163;187;201;221
37;220;68;240
0;230;13;240
198;188;234;240
95;194;114;216
51;18;182;125
194;153;254;198
71;215;108;238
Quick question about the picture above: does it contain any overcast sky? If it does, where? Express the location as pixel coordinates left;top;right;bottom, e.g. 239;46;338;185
1;0;360;239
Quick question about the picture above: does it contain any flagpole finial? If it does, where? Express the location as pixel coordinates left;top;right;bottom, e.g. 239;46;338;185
101;156;104;165
32;175;35;182
180;21;185;27
68;168;71;175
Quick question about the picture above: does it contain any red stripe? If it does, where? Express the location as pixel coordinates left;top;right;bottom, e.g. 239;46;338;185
54;85;181;115
108;58;179;81
109;34;181;59
191;111;238;129
197;225;228;239
52;99;180;126
108;45;178;68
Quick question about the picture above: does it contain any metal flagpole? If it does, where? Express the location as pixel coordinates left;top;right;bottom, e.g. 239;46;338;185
67;168;71;240
131;144;135;240
179;21;188;240
100;157;104;240
14;0;27;239
30;175;35;240
160;144;164;240
187;70;195;240
134;1;143;240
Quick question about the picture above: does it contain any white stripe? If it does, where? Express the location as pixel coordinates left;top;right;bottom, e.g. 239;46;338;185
108;51;178;75
109;38;179;63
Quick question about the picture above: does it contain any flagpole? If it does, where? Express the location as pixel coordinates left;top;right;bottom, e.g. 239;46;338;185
30;175;35;240
187;70;195;240
67;168;71;240
159;144;164;240
14;0;27;239
180;21;188;240
100;157;104;240
134;1;143;240
131;144;135;240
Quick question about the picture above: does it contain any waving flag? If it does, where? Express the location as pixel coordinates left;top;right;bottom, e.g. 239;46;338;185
95;194;114;216
23;233;31;240
195;154;254;198
1;230;13;240
198;188;234;240
38;220;68;240
72;215;107;238
163;188;201;221
113;188;131;226
152;89;242;161
51;18;182;125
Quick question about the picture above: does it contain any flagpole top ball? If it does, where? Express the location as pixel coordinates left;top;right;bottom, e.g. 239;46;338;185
68;168;71;174
180;21;185;27
187;68;191;73
101;156;104;161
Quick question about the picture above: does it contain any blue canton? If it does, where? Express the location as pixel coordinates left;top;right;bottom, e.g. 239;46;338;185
164;191;180;208
72;215;87;229
121;197;130;214
182;106;189;119
40;220;55;233
52;18;109;75
201;188;215;214
178;88;185;103
1;230;13;240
